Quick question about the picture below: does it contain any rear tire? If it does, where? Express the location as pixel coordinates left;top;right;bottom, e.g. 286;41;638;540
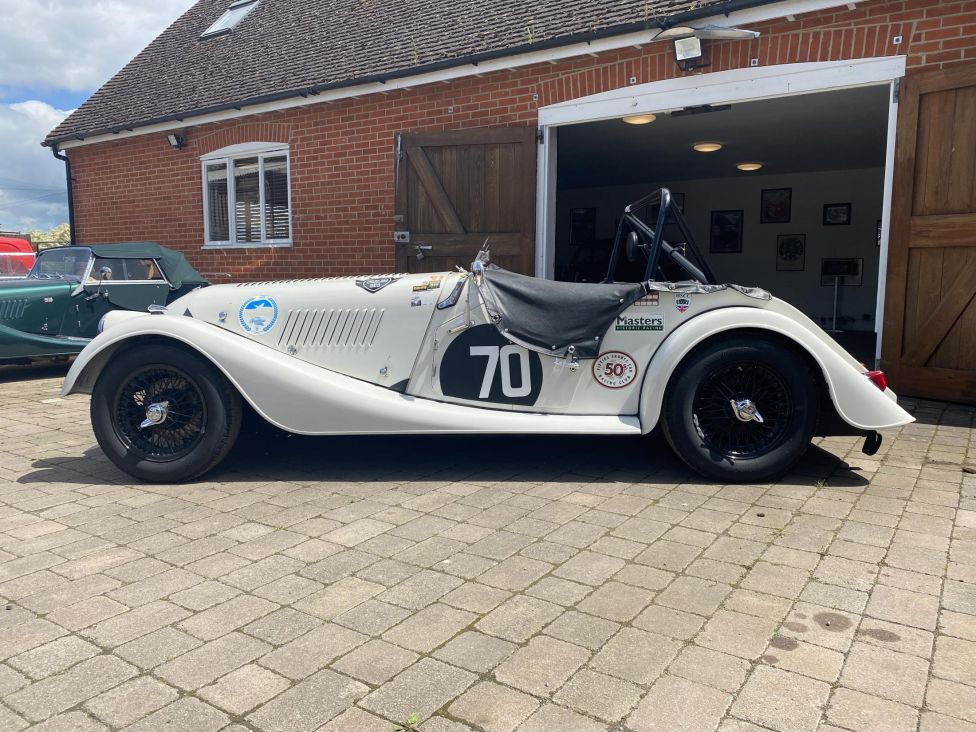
91;344;242;483
662;336;818;482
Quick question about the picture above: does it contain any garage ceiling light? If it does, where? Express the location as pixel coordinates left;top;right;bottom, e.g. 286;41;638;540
623;114;657;125
737;162;763;171
693;142;723;152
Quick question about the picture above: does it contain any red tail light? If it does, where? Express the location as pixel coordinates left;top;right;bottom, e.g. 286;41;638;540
865;370;887;391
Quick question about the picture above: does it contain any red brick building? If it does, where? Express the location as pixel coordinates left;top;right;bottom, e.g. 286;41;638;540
45;0;976;402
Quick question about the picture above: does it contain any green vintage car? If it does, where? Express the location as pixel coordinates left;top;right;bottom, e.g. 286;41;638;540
0;243;207;363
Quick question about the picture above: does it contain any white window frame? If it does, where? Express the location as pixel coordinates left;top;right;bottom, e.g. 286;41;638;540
201;142;292;249
201;0;260;39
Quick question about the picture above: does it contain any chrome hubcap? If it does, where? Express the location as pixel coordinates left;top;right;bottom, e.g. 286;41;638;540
140;401;170;429
730;398;764;424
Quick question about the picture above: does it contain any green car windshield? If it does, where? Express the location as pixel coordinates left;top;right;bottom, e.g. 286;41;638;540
28;248;92;281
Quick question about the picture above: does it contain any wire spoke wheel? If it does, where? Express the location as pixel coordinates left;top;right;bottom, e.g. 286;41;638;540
691;360;794;459
112;366;207;461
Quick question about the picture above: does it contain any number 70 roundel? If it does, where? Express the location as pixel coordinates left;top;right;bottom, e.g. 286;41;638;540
439;325;543;405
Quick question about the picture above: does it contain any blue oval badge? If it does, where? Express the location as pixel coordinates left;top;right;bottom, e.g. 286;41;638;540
239;296;279;336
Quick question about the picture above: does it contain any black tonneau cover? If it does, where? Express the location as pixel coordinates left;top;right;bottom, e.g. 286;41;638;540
478;266;647;359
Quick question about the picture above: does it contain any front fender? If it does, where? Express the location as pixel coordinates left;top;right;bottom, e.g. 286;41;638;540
638;307;913;434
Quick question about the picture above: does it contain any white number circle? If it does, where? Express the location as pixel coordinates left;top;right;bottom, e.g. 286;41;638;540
593;351;638;389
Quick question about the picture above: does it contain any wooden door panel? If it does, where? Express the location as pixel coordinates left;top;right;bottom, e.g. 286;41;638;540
882;62;976;404
395;126;536;275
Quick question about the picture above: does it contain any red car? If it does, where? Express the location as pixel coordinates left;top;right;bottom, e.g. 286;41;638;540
0;237;35;279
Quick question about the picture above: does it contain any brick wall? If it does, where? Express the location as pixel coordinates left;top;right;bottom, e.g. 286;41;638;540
67;0;976;280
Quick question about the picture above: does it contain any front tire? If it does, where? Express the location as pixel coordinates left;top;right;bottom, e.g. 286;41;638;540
91;344;242;483
662;336;818;482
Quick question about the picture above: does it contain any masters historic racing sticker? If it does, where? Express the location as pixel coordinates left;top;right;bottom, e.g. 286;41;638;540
239;296;279;336
593;351;638;389
615;312;664;331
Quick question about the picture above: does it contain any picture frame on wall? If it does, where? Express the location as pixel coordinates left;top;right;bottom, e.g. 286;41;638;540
776;234;805;271
761;188;791;224
823;202;852;226
710;210;743;253
820;257;863;286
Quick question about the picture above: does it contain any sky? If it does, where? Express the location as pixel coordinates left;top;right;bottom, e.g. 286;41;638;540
0;0;197;234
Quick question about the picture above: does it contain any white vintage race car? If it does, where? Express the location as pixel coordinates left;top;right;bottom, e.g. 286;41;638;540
63;190;913;483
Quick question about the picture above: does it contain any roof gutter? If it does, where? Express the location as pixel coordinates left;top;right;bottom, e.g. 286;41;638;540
43;0;783;147
50;145;77;246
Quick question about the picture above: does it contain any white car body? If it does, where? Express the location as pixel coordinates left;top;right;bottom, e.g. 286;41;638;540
63;269;912;438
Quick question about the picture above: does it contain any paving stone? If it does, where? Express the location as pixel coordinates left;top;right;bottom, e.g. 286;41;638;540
120;697;228;731
384;602;476;652
318;707;392;732
866;584;940;630
627;675;731;732
933;635;976;686
26;711;106;732
6;654;137;722
656;575;732;615
856;617;934;658
169;580;240;611
0;664;29;696
333;598;411;636
591;627;680;684
440;582;511;613
247;668;367;732
378;569;463;609
524;576;592;605
292;576;384;620
698;610;779;660
576;580;653;621
433;630;516;673
155;631;270;690
553;551;624;585
449;681;540;732
359;658;475;723
0;618;65;661
198;663;290;715
261;622;367;679
544;609;619;650
82;600;190;647
925;678;976;724
494;635;589;697
731;666;830;732
670;644;751;693
8;635;99;679
332;638;418;683
177;593;277;640
516;703;607;732
632;603;707;639
113;626;203;669
45;595;129;631
477;556;552;591
799;579;868;613
635;539;701;571
553;668;641;722
778;602;859;652
84;676;178;727
0;704;26;732
476;594;562;643
826;687;918;732
920;712;976;732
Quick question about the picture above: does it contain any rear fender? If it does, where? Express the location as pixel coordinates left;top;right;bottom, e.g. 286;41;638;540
638;307;913;433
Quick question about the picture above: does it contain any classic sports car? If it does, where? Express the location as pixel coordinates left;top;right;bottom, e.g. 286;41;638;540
63;191;913;483
0;237;35;280
0;242;207;363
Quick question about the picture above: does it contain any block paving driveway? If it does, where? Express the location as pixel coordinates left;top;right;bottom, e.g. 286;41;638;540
0;364;975;732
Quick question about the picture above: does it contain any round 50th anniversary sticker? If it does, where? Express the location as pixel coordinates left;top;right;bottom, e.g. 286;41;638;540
593;351;638;389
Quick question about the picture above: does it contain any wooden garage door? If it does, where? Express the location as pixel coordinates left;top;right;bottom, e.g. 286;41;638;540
882;64;976;404
394;126;536;274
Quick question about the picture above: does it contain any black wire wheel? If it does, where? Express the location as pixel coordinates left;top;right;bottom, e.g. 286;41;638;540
662;335;818;482
91;344;242;483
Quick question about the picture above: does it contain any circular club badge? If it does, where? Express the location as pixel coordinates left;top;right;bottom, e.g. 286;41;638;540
238;296;279;336
593;351;638;389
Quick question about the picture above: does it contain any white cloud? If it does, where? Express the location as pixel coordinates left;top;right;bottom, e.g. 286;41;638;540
0;0;197;92
0;101;70;232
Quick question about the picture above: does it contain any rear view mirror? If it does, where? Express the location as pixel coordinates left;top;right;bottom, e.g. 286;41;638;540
625;231;643;263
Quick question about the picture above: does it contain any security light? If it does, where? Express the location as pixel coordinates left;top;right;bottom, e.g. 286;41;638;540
167;134;186;150
674;36;704;71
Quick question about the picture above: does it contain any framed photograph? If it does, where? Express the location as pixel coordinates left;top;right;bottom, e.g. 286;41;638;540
823;202;851;226
776;234;805;271
820;257;863;286
710;210;743;253
761;188;792;224
569;207;596;246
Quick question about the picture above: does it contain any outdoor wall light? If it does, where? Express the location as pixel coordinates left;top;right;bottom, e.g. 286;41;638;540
673;36;704;71
737;162;763;171
693;142;723;152
623;114;657;125
167;134;186;150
